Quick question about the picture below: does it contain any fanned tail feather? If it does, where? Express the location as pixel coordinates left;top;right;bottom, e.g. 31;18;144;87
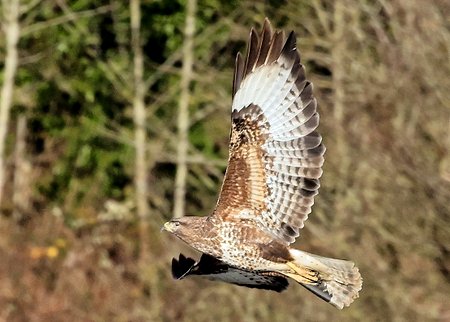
287;249;362;309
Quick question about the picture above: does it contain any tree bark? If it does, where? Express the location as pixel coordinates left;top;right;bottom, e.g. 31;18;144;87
173;0;197;218
130;0;149;260
0;0;20;207
13;115;31;219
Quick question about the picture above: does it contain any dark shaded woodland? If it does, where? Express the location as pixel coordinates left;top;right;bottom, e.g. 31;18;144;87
0;0;449;321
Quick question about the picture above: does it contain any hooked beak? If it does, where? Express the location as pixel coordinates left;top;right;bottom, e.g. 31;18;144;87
162;221;174;233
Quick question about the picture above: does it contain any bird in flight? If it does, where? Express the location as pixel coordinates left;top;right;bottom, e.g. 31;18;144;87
163;18;362;309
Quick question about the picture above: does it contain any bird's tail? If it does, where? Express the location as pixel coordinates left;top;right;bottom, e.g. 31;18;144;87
283;249;362;309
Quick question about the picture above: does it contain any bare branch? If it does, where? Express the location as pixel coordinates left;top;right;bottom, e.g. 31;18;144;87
143;15;229;94
19;0;43;14
21;4;112;36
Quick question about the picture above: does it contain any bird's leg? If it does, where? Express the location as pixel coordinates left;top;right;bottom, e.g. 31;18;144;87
286;262;319;283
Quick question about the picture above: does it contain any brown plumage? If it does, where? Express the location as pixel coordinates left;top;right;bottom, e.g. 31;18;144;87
163;18;362;309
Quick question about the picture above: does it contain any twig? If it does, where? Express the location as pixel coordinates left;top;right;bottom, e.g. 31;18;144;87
21;4;112;36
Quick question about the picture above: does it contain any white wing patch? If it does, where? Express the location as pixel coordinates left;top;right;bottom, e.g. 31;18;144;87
229;21;326;244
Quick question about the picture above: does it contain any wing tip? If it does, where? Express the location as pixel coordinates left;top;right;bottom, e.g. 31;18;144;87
171;254;196;280
243;28;260;76
233;19;302;94
232;52;244;97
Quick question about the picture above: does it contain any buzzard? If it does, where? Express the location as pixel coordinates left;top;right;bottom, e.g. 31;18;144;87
163;18;362;309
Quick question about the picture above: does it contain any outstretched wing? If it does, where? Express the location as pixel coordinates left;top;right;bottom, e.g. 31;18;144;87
172;253;289;292
213;19;325;244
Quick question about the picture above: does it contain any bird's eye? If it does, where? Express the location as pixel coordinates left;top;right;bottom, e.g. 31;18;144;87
173;221;181;227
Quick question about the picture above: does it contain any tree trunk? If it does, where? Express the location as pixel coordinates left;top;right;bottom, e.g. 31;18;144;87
13;115;31;219
130;0;149;260
0;0;20;207
173;0;197;219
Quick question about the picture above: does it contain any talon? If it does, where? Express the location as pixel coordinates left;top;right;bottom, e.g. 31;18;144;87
286;261;301;274
286;262;319;283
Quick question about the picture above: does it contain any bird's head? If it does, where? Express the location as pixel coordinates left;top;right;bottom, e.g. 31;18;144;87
162;216;206;245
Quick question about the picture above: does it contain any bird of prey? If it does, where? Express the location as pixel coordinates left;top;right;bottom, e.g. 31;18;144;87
163;18;362;309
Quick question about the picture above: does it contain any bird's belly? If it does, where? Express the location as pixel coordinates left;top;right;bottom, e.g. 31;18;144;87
219;244;274;271
217;222;276;271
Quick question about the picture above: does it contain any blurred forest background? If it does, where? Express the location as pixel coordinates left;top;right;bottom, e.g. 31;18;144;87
0;0;449;321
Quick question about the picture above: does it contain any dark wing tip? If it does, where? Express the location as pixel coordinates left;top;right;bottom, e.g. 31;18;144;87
232;52;244;97
266;30;285;64
243;28;260;77
171;254;196;279
280;31;298;63
233;19;301;96
255;18;274;69
285;31;297;50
